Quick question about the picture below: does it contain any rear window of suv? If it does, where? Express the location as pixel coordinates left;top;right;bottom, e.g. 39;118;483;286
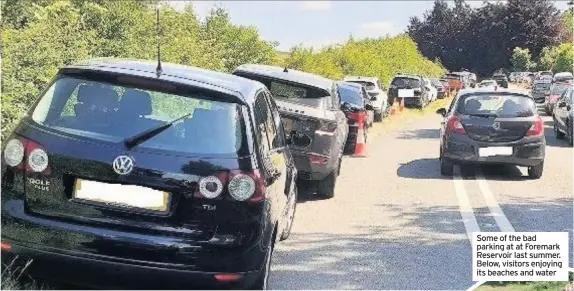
31;75;246;155
457;94;535;118
391;77;421;88
345;80;376;90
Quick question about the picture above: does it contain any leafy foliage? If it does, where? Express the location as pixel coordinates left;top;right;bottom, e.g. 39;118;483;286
554;42;574;73
1;0;277;138
284;35;446;86
408;0;563;76
510;47;536;71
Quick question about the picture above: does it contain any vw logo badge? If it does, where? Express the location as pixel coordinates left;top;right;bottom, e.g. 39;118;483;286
113;155;134;175
492;122;501;130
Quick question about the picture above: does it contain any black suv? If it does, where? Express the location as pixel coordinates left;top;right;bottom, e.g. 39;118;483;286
1;58;298;289
232;64;348;199
388;74;430;108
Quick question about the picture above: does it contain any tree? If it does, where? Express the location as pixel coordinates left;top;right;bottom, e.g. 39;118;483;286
407;0;562;76
510;47;535;71
554;43;573;72
538;46;559;71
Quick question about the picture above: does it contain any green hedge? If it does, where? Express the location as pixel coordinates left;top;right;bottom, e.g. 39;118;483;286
1;1;277;139
283;34;447;85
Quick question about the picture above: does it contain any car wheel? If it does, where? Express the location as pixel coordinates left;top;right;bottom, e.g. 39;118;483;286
250;236;275;290
554;119;565;139
440;158;453;176
527;162;544;179
317;171;337;199
279;187;297;241
374;110;383;122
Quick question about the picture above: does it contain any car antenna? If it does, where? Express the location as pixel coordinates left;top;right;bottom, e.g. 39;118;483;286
155;5;163;78
283;67;289;73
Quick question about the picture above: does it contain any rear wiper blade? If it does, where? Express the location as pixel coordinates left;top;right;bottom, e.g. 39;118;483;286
467;113;498;118
123;113;192;149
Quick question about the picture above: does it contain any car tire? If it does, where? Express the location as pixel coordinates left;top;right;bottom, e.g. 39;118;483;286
528;162;544;179
279;187;297;241
440;157;454;176
317;171;337;199
250;234;275;290
554;119;565;139
374;110;383;122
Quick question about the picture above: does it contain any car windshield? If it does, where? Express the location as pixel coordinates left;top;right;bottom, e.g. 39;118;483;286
346;80;376;90
338;85;363;106
31;75;245;155
457;94;535;118
391;77;421;88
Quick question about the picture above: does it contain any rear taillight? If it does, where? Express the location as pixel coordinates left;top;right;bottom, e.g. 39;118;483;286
526;117;544;136
317;120;337;132
446;116;466;135
194;170;266;203
347;112;367;124
3;136;50;174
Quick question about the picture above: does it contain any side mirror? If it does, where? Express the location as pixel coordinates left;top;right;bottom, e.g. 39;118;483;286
365;104;374;110
558;101;567;108
436;108;447;117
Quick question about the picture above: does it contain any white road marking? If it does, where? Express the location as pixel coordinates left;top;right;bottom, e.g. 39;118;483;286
453;165;481;241
475;168;515;232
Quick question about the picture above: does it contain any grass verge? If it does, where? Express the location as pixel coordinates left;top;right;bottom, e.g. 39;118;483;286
370;95;454;138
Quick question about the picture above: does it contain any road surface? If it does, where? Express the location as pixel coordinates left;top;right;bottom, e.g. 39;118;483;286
270;87;573;290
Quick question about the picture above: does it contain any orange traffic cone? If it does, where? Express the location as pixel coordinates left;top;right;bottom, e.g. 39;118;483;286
353;121;367;157
399;97;405;112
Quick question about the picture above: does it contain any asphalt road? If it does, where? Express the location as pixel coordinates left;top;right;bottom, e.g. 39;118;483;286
269;85;573;290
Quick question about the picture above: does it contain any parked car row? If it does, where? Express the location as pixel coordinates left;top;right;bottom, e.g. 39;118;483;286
4;58;458;289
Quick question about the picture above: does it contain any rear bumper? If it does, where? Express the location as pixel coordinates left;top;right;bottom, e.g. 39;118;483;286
290;148;337;181
1;199;269;289
1;244;260;289
442;134;545;167
402;97;424;107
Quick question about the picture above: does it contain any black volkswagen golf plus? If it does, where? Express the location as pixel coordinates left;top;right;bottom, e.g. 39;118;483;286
1;58;298;289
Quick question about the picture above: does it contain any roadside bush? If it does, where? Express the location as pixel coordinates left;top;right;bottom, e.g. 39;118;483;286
284;34;446;85
554;42;574;73
1;0;277;139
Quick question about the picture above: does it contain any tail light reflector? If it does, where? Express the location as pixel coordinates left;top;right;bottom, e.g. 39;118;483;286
347;112;367;124
309;154;328;165
526;117;544;136
214;273;243;282
446;116;466;134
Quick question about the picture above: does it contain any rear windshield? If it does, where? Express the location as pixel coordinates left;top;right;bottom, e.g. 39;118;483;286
31;76;245;155
338;85;363;106
445;74;462;80
430;79;442;87
391;77;421;88
234;73;330;107
534;82;551;90
346;80;376;90
481;81;496;85
457;94;535;118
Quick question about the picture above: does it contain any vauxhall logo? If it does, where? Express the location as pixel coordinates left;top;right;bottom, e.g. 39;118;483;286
113;155;135;175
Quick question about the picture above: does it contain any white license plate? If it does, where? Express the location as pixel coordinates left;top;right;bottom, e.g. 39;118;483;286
478;147;513;157
73;179;170;212
398;89;415;98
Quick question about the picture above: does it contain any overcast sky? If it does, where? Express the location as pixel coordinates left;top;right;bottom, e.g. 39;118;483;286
169;1;571;51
